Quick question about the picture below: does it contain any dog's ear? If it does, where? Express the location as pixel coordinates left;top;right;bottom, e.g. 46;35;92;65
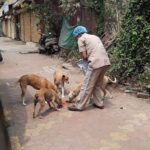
62;75;65;79
62;74;69;83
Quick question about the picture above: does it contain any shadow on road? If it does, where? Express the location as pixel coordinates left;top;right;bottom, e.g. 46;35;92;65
0;99;11;150
0;77;33;146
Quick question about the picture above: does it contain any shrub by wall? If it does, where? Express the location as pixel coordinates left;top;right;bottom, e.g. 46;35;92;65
109;0;150;85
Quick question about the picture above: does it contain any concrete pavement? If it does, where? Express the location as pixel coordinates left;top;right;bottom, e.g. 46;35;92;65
0;37;150;150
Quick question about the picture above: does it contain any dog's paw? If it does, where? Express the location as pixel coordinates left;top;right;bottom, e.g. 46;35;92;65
33;114;36;119
22;102;27;106
109;95;113;99
55;108;60;111
56;104;63;111
62;96;65;99
110;96;113;99
39;115;44;119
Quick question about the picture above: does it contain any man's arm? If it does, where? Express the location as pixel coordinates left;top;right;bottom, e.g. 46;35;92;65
80;51;88;60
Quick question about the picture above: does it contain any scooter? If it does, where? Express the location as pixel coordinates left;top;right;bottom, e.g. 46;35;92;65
38;32;60;54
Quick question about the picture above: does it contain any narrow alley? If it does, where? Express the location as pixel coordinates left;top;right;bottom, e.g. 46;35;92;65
0;37;150;150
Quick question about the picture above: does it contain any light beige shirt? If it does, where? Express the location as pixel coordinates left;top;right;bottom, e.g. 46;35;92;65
78;33;110;69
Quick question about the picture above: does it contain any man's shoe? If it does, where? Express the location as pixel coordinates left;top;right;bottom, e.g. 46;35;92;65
68;105;83;111
93;104;104;109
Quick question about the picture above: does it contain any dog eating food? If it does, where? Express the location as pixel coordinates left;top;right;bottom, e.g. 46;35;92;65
33;88;63;118
16;74;57;105
68;76;117;102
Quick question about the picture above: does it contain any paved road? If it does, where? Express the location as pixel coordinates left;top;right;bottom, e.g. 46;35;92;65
0;37;150;150
0;99;11;150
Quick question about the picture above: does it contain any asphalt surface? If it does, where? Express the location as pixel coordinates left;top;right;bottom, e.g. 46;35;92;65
0;99;11;150
0;37;150;150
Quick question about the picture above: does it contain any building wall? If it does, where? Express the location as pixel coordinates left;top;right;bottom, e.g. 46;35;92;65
10;18;15;39
0;20;2;36
7;18;11;37
31;13;40;42
20;13;24;41
2;17;17;39
2;21;6;36
20;12;31;42
24;12;31;42
20;11;40;43
4;19;8;36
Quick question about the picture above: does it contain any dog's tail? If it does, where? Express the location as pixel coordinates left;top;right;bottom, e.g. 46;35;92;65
108;77;117;84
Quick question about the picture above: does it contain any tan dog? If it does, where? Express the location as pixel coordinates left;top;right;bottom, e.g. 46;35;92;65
68;76;117;102
16;74;57;105
53;69;69;98
33;88;63;119
68;83;82;102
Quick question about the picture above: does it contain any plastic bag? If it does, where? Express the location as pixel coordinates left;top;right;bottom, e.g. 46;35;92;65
77;59;88;75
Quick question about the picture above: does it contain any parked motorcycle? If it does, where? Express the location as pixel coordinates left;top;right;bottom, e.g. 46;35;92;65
38;32;60;54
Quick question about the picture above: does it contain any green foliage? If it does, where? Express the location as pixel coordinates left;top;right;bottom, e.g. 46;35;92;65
139;64;150;85
59;0;104;35
31;0;62;37
87;0;104;36
109;0;150;84
59;0;80;16
94;0;105;36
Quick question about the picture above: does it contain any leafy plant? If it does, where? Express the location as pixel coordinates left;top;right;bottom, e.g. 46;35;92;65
139;64;150;85
86;0;105;36
31;0;62;37
109;0;150;84
59;0;80;16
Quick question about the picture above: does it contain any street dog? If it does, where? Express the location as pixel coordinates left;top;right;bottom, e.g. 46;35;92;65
68;76;117;102
33;88;63;119
68;83;82;102
53;69;69;98
16;74;57;105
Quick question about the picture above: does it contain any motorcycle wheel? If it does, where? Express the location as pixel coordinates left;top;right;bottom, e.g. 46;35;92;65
38;45;46;54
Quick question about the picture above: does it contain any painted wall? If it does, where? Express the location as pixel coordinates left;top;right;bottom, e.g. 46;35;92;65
20;11;40;42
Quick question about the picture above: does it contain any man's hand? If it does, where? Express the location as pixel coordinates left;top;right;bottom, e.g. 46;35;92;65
80;51;88;60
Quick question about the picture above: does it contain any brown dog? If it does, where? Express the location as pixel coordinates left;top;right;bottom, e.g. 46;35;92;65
68;76;117;102
16;74;57;105
68;83;82;102
33;88;63;119
33;88;63;118
53;69;69;98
